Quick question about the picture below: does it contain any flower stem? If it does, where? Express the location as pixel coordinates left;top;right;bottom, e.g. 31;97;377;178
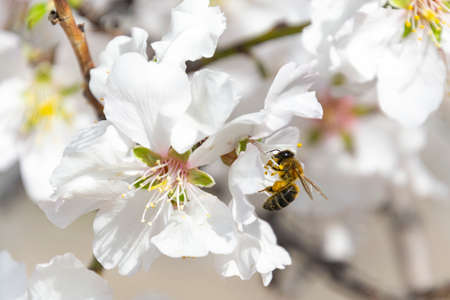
186;22;310;73
49;0;105;119
87;256;104;276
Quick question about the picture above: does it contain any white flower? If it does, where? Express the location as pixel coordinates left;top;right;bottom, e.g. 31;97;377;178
215;144;291;286
0;251;112;300
151;0;226;68
328;0;448;127
0;56;96;202
41;2;238;275
322;223;354;263
189;61;323;168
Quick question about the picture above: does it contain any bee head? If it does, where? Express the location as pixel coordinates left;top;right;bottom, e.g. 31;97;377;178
273;150;294;162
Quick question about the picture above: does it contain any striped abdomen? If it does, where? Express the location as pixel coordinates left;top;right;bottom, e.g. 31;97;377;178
263;184;299;211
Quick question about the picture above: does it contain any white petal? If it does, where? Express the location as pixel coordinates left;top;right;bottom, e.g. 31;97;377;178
41;121;142;228
302;0;367;56
334;4;404;82
261;272;273;287
228;144;265;225
262;126;300;153
0;78;26;171
214;231;261;280
90;27;148;100
93;191;164;275
257;62;322;137
20;119;76;202
28;253;112;300
406;157;448;198
254;219;291;274
377;38;445;127
104;53;191;153
322;224;354;262
152;0;226;67
152;186;236;257
171;69;240;153
188;112;265;167
0;251;27;300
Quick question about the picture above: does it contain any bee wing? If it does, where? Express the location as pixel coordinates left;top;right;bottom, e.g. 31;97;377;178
303;175;328;200
298;174;314;200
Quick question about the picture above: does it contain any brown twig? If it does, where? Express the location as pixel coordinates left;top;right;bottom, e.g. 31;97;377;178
385;188;433;298
186;22;310;73
49;0;105;119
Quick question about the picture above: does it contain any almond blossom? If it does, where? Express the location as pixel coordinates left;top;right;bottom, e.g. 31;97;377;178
326;0;449;127
215;144;292;286
40;1;238;275
0;33;96;202
0;251;112;300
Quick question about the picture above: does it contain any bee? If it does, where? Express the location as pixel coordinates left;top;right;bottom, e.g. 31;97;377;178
261;150;327;211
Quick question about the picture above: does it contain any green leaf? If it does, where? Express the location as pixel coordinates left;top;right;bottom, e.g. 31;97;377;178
34;64;52;83
60;83;81;96
68;0;84;8
388;0;410;8
237;138;249;154
27;3;48;30
307;128;322;144
430;23;442;43
331;73;346;86
133;146;161;167
352;104;378;117
188;169;215;188
168;148;191;162
402;22;413;38
340;131;355;155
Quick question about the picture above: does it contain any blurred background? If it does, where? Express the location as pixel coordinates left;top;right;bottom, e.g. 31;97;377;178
1;0;450;299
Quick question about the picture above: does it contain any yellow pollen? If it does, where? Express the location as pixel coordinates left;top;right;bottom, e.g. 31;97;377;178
408;4;413;10
121;193;126;198
405;20;412;27
414;15;420;21
264;171;268;175
297;143;303;148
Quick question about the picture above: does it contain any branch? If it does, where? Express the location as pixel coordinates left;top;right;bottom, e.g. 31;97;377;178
49;0;105;119
385;188;433;297
186;22;310;73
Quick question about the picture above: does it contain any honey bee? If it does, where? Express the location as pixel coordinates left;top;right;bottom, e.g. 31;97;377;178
261;150;327;211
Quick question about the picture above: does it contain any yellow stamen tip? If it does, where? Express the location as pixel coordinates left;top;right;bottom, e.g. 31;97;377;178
297;143;303;148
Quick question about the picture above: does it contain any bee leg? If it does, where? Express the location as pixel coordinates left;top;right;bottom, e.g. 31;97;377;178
259;186;274;194
266;160;282;171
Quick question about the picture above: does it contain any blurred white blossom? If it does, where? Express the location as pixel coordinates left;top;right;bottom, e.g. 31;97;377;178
0;251;112;300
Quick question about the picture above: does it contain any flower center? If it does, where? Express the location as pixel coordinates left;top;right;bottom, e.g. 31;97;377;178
122;157;191;225
22;66;74;133
403;0;449;46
